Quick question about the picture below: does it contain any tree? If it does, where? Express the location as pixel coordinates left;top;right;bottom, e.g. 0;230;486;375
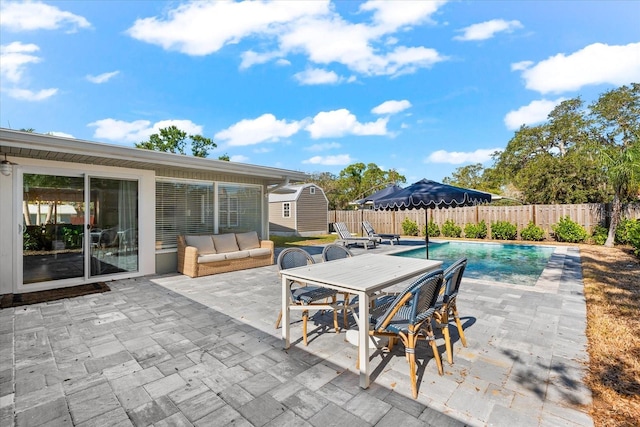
135;125;216;157
587;83;640;247
218;154;230;161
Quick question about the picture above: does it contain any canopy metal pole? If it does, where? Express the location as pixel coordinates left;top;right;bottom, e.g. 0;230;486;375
425;209;429;259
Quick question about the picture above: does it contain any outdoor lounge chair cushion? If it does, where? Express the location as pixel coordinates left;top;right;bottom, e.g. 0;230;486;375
224;250;251;260
197;253;227;263
249;248;272;258
236;231;261;250
212;233;240;253
185;235;216;254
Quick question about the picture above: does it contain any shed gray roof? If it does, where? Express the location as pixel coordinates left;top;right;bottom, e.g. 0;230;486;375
268;183;325;202
0;128;308;185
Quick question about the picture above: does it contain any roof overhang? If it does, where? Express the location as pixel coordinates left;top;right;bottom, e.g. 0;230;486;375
0;128;309;185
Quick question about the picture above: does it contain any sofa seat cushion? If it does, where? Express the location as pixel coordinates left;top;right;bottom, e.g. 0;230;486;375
212;233;240;253
248;248;272;258
236;231;260;250
224;250;250;260
197;253;227;264
186;235;216;254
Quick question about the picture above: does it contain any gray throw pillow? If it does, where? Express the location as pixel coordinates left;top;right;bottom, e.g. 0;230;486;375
235;231;260;250
212;233;240;253
185;235;216;254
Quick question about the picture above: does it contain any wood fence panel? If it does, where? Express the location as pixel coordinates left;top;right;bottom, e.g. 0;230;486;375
329;202;639;239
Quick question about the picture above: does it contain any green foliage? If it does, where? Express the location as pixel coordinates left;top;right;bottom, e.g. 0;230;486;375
625;219;640;257
520;221;545;241
426;219;440;237
590;225;608;245
327;163;406;210
491;220;517;240
552;216;587;243
616;218;636;244
441;219;462;238
442;163;502;195
464;220;487;239
135;125;217;157
218;153;230;161
402;218;419;236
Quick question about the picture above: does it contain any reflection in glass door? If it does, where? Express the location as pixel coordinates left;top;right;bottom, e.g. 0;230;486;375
22;173;86;284
89;177;139;277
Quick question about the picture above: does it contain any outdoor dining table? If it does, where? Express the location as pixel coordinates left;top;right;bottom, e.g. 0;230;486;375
280;253;442;388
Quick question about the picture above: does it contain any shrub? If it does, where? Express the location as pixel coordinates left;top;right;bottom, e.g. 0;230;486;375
422;219;440;237
552;216;587;243
520;221;545;241
402;218;419;236
464;220;487;239
441;219;462;238
590;225;608;245
615;218;635;245
491;220;517;240
627;219;640;257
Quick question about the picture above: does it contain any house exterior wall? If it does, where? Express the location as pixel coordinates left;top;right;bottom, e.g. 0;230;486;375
296;187;328;234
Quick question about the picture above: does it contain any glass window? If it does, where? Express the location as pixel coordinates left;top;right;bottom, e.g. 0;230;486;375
217;183;262;235
310;187;315;195
156;179;214;250
283;202;291;218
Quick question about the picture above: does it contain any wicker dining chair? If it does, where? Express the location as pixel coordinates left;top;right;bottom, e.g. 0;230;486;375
434;257;468;364
321;243;353;327
276;248;340;346
363;269;445;398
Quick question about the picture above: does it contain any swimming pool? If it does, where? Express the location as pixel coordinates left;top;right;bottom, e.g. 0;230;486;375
394;241;555;286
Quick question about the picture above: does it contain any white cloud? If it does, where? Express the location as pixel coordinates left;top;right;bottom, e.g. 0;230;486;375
504;98;565;130
88;118;203;143
6;87;57;101
515;42;640;94
302;154;353;165
86;71;120;84
215;113;302;146
293;68;341;85
0;1;90;32
372;100;411;115
48;131;74;138
126;1;448;78
305;142;341;151
454;19;522;41
229;154;249;162
305;109;388;139
426;148;501;164
127;1;329;56
0;42;41;83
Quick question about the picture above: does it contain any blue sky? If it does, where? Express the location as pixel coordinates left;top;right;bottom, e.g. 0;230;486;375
1;1;639;183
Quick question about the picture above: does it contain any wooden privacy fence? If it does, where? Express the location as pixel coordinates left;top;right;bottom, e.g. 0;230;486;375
329;203;640;239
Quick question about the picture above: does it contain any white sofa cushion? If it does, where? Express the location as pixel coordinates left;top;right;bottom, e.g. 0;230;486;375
212;233;240;253
185;235;216;254
235;231;260;250
224;250;250;260
197;253;227;263
248;248;272;258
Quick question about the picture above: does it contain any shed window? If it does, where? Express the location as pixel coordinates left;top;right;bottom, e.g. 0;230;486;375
309;186;316;195
283;202;291;218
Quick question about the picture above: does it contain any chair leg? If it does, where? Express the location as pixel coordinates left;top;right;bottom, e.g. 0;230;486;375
302;310;309;346
332;296;340;333
426;325;444;376
275;309;282;329
406;332;418;398
452;305;467;347
442;325;453;365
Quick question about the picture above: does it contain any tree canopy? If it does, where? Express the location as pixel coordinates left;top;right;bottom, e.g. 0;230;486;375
135;125;217;158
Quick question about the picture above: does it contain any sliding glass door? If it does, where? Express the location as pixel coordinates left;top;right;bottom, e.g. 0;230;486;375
21;171;138;286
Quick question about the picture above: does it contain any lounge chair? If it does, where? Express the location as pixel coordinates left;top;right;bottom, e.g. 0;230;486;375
434;257;468;364
333;222;381;250
362;220;400;245
359;268;445;398
275;248;340;346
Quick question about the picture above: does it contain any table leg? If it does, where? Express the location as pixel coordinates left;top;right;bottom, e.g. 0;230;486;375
358;290;370;388
282;276;291;349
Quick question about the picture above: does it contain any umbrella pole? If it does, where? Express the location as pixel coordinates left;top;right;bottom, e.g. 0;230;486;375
425;210;429;259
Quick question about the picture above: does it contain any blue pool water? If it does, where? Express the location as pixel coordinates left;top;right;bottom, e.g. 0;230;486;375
394;241;555;286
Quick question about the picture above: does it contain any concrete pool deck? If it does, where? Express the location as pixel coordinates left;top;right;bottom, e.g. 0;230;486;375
1;240;593;426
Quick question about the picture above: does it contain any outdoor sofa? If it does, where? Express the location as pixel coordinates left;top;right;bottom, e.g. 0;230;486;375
177;231;274;278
